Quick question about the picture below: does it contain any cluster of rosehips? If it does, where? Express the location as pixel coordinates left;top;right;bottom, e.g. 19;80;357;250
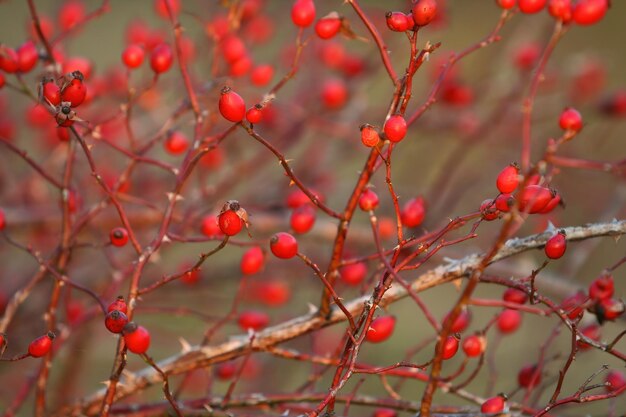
40;70;87;129
104;296;150;354
385;0;438;32
497;0;609;26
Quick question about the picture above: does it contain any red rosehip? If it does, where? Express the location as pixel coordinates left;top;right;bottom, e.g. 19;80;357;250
572;0;608;25
605;370;626;393
218;209;243;236
238;310;269;331
42;80;61;106
340;262;368;286
462;334;487;357
480;199;500;221
270;232;298;259
61;76;87;107
241;246;264;275
108;296;128;314
545;231;566;259
441;335;460;360
291;0;316;28
518;0;547;13
411;0;438;26
496;0;517;9
28;331;55;358
445;308;472;333
514;43;541;71
516;185;554;213
104;310;129;334
360;124;380;148
497;309;522;334
154;0;180;18
219;87;246;122
0;47;19;73
0;208;5;230
548;0;573;21
315;14;342;39
496;163;520;193
366;316;396;343
250;64;274;86
559;291;587;319
286;188;321;208
503;287;528;304
258;281;291;306
359;189;380;211
123;323;151;354
481;395;507;413
594;297;624;324
0;73;4;89
122;44;145;69
559;107;583;132
57;127;70;141
229;54;252;77
150;43;174;73
246;105;263;124
290;204;316;234
58;0;85;31
589;274;614;301
164;131;189;155
577;323;600;350
383;114;407;143
201;214;223;237
495;193;515;212
216;362;237;380
538;192;562;214
401;196;426;228
386;11;413;32
17;40;38;73
518;364;542;387
63;57;93;80
321;79;348;109
373;409;397;417
220;35;247;63
110;227;129;247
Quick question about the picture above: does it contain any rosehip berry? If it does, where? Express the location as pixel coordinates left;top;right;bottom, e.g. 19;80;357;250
383;114;407;143
359;189;380;211
545;231;566;259
503;287;528;304
258;281;290;306
0;73;4;89
386;11;413;32
366;316;396;343
219;87;246;122
315;14;342;39
291;0;316;28
518;0;547;13
496;163;520;193
110;227;129;247
246;105;263;124
63;57;93;80
42;80;61;106
220;35;247;63
0;332;6;353
154;0;181;18
497;309;522;334
548;0;573;21
360;124;380;148
123;322;151;354
594;297;624;324
218;209;243;236
441;335;460;360
122;44;145;69
559;291;587;319
201;214;223;237
321;79;348;109
538;192;562;214
241;246;264;275
164;131;189;155
0;47;19;73
216;362;237;380
57;127;70;141
496;0;517;9
572;0;608;25
229;55;252;77
340;262;368;286
61;75;87;107
516;185;554;213
411;0;438;26
514;43;541;71
237;310;269;331
444;308;472;333
373;409;397;417
605;370;626;393
270;232;298;259
104;310;129;334
495;193;515;212
559;107;583;132
518;364;542;387
17;40;38;73
28;331;55;358
481;395;507;413
180;265;200;285
577;323;600;350
401;196;426;228
0;208;5;230
286;189;317;208
480;199;500;221
589;274;614;300
150;43;174;73
58;0;85;31
462;334;487;357
107;296;128;314
250;64;274;86
290;204;316;234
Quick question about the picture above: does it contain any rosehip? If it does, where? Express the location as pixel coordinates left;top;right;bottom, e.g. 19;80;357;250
503;287;528;304
401;196;426;228
216;362;237;380
241;246;264;275
497;309;522;334
220;35;247;63
246;105;263;124
441;335;460;360
383;114;407;143
516;185;554;213
61;75;87;107
548;0;573;21
495;193;515;212
123;322;151;354
270;232;298;259
150;43;174;73
496;0;517;9
359;189;379;211
104;310;129;334
386;11;413;32
258;281;290;306
57;127;70;141
514;43;541;71
594;297;624;324
218;209;243;236
315;14;342;39
122;44;145;69
577;323;600;350
373;409;397;417
518;364;542;387
107;296;128;314
411;0;438;26
0;208;5;230
164;131;189;155
545;231;566;259
605;370;626;393
360;124;380;147
238;310;269;331
321;79;348;109
0;47;19;73
589;274;614;300
481;395;507;413
291;0;316;28
340;262;368;286
559;107;583;132
58;0;85;31
110;227;129;247
496;163;520;193
366;316;396;343
42;80;61;106
219;87;246;122
154;0;181;18
518;0;547;13
572;0;609;25
250;64;274;86
17;40;38;73
28;331;55;358
559;291;587;319
201;214;223;237
480;199;500;221
462;334;487;357
444;308;471;333
538;192;562;214
290;204;316;234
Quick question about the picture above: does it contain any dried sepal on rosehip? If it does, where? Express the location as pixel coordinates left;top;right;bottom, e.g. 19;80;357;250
55;102;78;127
